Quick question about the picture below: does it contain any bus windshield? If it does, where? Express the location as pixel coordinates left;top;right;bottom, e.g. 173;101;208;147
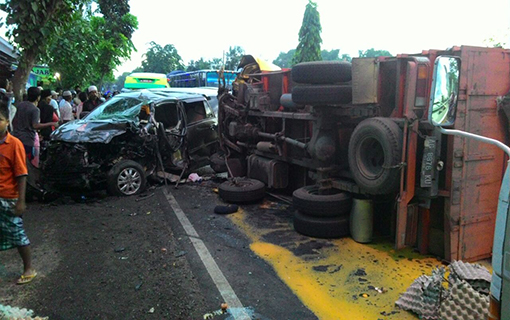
167;70;238;89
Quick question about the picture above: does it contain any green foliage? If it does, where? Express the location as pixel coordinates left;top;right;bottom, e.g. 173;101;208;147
115;71;130;89
0;0;85;100
273;49;296;68
94;0;138;87
224;46;245;70
46;11;101;89
293;0;322;65
141;41;184;74
186;58;212;71
358;48;392;58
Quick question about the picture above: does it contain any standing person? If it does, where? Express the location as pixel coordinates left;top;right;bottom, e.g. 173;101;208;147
59;90;73;124
12;87;57;166
49;90;60;119
38;89;58;144
82;85;102;114
0;92;36;284
75;91;88;120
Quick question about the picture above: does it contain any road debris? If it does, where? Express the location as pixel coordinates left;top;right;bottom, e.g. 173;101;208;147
203;303;228;319
148;307;155;314
188;173;203;182
259;200;289;210
396;261;491;320
0;304;48;319
175;251;187;258
135;282;143;291
136;193;155;202
213;205;239;215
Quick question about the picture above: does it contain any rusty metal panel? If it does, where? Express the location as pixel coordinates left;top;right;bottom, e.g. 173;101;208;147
352;58;378;104
450;46;510;261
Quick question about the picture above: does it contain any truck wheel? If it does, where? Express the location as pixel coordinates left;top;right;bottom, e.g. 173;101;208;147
292;185;352;217
348;118;403;194
107;160;147;196
292;85;352;105
293;211;350;239
292;61;352;84
219;178;265;203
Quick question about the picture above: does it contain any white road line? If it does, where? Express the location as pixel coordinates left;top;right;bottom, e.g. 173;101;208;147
163;189;250;320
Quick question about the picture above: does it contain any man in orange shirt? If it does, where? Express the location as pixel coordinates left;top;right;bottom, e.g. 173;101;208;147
0;91;35;284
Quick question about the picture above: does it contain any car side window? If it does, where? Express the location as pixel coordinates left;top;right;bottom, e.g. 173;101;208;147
204;100;214;118
154;102;178;128
185;101;207;124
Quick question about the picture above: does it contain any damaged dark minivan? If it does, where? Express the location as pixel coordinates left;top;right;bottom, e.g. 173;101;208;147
40;90;219;196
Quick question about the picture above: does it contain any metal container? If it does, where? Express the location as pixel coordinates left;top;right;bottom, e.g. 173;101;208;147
350;198;374;243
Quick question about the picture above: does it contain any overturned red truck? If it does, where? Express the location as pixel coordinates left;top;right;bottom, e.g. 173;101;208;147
215;46;510;263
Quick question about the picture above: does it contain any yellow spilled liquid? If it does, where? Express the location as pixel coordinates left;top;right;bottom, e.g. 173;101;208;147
229;209;443;320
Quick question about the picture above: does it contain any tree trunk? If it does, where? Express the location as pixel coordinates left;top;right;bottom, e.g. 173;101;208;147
12;52;36;105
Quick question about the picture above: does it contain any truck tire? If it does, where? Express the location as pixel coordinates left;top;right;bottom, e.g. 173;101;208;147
292;185;352;217
292;84;352;106
293;211;350;239
348;118;403;194
107;160;147;196
219;178;265;203
292;61;352;84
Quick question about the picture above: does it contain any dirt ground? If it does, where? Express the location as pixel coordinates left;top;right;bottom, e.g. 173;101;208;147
0;187;209;319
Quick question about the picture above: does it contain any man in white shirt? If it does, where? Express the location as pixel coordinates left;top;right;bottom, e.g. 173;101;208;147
50;90;60;119
59;91;73;123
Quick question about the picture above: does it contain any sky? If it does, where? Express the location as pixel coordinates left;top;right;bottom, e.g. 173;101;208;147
116;0;510;76
1;0;510;77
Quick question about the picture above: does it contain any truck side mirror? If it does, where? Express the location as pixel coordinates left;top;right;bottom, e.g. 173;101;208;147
428;56;461;127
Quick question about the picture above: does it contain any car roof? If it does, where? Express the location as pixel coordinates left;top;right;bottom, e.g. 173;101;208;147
151;87;218;99
116;89;207;103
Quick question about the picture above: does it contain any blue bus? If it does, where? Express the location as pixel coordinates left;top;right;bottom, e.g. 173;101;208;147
167;69;238;89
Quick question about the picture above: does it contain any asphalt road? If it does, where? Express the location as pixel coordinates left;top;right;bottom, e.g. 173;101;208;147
1;171;450;320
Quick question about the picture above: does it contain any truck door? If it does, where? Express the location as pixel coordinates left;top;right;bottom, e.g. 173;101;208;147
446;47;510;261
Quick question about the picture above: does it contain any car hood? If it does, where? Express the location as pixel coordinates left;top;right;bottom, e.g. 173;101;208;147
51;120;135;143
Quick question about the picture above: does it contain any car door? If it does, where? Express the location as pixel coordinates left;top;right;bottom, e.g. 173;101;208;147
183;97;218;166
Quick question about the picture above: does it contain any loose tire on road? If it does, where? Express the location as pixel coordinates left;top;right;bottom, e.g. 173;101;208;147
292;186;352;217
293;211;350;239
292;84;352;106
348;118;403;194
107;160;147;196
292;61;352;84
219;178;265;203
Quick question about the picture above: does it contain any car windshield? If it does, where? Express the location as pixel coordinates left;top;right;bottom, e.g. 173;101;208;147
85;95;149;121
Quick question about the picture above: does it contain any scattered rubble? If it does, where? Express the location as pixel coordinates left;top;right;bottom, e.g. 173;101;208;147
0;304;48;320
395;260;491;319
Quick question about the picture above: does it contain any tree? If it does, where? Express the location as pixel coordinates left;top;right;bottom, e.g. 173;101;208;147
358;48;392;58
94;0;138;88
273;49;296;68
46;11;101;89
224;46;244;70
292;0;322;65
0;0;84;102
115;71;130;89
186;58;212;71
141;42;184;74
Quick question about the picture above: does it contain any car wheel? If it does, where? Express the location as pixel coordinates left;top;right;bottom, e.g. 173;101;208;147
348;118;403;194
107;160;147;196
291;61;352;84
293;211;350;239
292;185;352;217
291;84;352;105
219;178;265;203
